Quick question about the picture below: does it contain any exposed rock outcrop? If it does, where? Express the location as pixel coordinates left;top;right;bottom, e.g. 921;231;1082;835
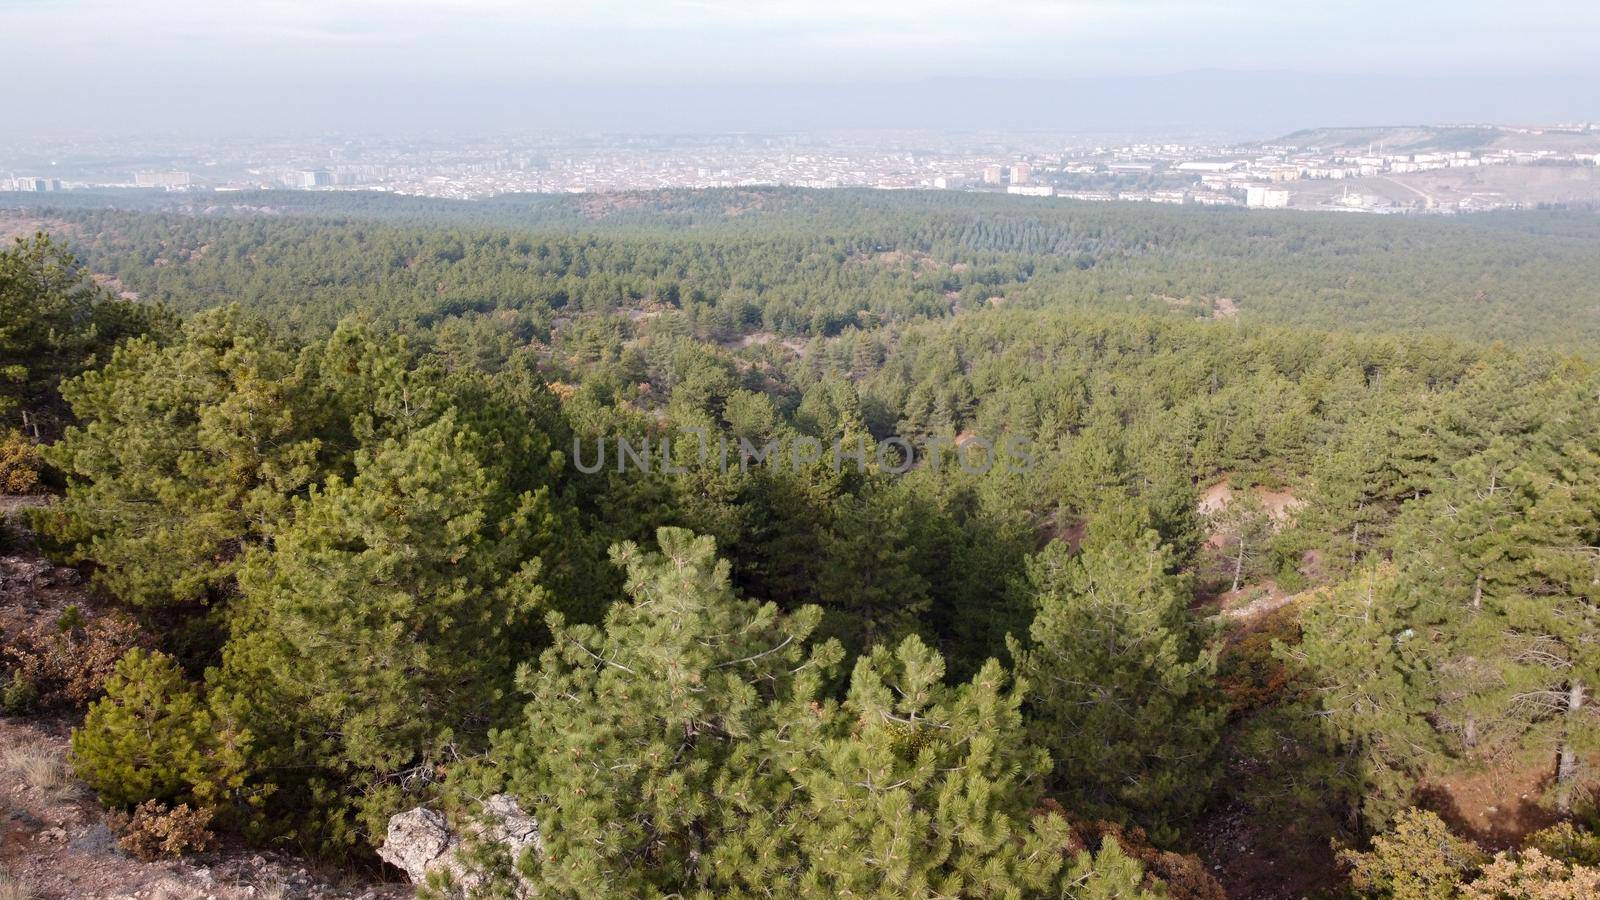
377;806;459;884
482;794;542;861
378;794;540;888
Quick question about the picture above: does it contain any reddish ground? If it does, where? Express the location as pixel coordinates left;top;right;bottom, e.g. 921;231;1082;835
1420;760;1563;851
1197;479;1304;524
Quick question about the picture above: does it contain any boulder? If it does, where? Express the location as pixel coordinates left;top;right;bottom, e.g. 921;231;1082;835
377;795;539;888
69;822;120;855
41;566;83;587
377;806;458;884
0;556;51;590
482;794;542;860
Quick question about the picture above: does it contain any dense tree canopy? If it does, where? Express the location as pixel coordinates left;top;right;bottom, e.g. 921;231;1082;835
3;191;1600;896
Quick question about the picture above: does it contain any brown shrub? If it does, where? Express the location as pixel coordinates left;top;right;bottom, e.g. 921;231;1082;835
1216;606;1306;714
0;610;145;709
1463;848;1600;898
115;801;217;861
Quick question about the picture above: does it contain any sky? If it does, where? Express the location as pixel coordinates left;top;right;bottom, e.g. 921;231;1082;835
5;0;1599;136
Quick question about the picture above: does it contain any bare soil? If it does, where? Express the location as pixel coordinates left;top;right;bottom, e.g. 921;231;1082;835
1420;759;1563;852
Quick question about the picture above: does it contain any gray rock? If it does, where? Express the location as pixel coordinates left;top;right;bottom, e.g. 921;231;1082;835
376;806;458;884
70;821;120;854
482;793;542;861
44;566;83;587
0;556;50;588
377;794;539;887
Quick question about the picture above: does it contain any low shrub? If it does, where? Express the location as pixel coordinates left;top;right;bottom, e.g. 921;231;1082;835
72;649;249;811
0;612;143;709
0;675;38;714
116;800;218;860
0;429;41;495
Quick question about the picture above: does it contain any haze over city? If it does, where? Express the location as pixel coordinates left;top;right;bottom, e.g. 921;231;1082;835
5;0;1599;135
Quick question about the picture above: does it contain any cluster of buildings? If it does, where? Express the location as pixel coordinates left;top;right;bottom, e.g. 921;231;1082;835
3;134;1070;199
6;125;1597;213
917;129;1600;212
4;176;63;192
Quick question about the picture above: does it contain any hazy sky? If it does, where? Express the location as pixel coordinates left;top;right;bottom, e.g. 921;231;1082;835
6;0;1599;136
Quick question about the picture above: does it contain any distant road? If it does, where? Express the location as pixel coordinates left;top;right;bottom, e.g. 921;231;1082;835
1380;176;1435;208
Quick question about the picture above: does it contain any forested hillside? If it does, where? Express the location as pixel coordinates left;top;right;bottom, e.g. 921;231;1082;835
11;187;1600;346
3;191;1600;898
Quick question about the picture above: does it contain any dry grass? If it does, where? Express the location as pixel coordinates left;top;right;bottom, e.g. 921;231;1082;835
0;871;33;900
1;743;68;795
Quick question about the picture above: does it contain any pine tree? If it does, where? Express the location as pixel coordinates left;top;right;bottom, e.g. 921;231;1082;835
816;483;932;656
1298;417;1416;578
1060;836;1167;900
472;530;1139;898
215;410;565;849
1494;448;1600;815
1391;441;1543;755
764;636;1082;897
485;528;835;896
1010;503;1223;838
42;308;325;606
1208;488;1274;593
1284;564;1443;830
0;232;162;431
1410;386;1600;814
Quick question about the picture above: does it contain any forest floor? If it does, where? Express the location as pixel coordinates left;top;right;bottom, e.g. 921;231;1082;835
1192;801;1342;900
1421;759;1562;851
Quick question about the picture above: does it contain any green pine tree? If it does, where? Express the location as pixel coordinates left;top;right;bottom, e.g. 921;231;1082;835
215;410;566;850
1010;503;1223;839
41;307;325;607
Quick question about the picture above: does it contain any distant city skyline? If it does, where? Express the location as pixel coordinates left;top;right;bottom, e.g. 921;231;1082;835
3;1;1598;137
7;122;1598;214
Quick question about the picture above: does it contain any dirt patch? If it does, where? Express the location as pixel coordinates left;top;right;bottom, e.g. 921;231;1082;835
1037;517;1088;552
1420;760;1563;852
1197;479;1303;523
1223;585;1316;621
717;331;808;358
1198;481;1231;518
0;715;407;899
90;273;140;302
